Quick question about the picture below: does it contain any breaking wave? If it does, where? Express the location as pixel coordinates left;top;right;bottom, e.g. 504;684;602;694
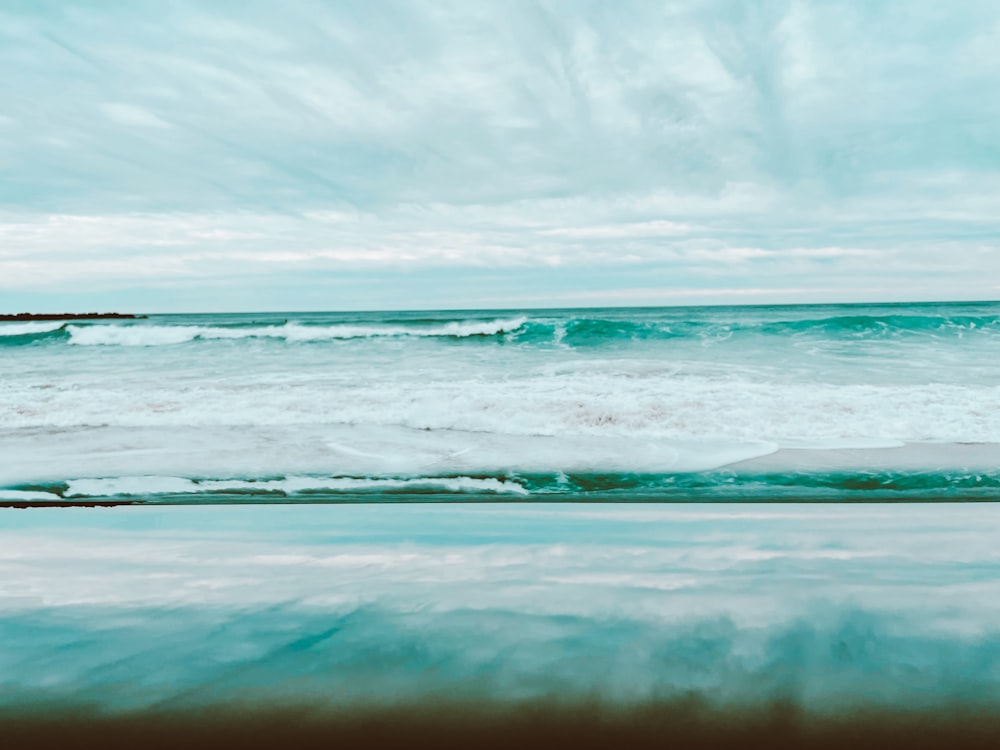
0;322;66;336
3;307;998;349
59;312;1000;348
10;466;1000;504
64;318;528;346
57;475;530;499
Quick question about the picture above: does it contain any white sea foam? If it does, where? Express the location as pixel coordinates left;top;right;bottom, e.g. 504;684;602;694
3;370;998;444
0;489;62;501
65;476;197;497
64;474;531;497
0;424;778;487
66;324;201;346
0;321;64;336
65;317;527;346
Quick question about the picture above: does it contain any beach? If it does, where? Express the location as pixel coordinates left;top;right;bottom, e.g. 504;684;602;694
6;0;1000;742
4;303;1000;744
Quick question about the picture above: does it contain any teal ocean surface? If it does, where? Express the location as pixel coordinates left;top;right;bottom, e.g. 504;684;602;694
2;301;999;504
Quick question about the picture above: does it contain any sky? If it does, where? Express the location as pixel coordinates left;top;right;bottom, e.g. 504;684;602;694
1;0;999;312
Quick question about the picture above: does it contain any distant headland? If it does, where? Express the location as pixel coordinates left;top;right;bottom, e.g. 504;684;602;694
0;312;146;321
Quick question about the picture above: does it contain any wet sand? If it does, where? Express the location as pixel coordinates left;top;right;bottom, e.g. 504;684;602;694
5;702;1000;749
4;503;1000;748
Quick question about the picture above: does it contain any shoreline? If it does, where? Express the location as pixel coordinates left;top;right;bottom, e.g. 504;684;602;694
4;495;1000;508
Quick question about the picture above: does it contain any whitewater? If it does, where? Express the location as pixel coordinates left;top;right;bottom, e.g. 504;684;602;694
2;301;999;503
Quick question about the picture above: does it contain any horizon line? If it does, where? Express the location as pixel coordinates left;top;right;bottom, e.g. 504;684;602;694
4;297;999;318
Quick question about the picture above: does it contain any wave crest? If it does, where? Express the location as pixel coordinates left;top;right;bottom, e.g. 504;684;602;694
0;322;67;345
66;318;528;346
60;475;531;498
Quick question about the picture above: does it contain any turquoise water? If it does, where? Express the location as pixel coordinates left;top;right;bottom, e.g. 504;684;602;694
2;301;999;503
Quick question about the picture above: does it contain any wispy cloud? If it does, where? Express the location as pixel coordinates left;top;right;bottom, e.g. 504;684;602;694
1;1;998;310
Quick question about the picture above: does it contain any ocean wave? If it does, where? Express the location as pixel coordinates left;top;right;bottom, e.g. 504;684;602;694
0;322;67;336
64;317;528;346
60;474;531;499
756;312;1000;337
11;465;992;503
511;313;1000;347
0;322;68;345
6;310;997;349
7;420;1000;501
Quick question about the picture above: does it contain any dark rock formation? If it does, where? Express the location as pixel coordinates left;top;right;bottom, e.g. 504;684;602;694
0;312;145;321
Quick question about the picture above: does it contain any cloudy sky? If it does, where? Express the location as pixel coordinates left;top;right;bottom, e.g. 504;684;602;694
2;0;999;312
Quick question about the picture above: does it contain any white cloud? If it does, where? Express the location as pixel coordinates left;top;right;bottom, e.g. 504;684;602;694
101;103;172;129
541;220;693;239
0;1;998;309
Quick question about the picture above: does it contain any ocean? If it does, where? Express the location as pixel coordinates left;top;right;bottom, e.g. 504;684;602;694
2;300;999;504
